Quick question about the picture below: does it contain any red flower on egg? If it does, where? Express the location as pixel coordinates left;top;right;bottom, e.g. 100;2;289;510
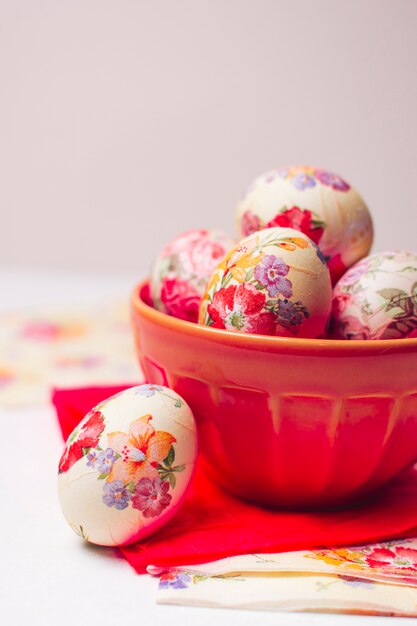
265;206;324;245
207;283;276;335
332;292;352;315
180;236;230;280
131;477;172;518
59;409;105;473
241;210;261;237
160;277;201;323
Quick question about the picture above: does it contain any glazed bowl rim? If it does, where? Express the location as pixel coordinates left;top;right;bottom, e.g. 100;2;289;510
132;280;417;356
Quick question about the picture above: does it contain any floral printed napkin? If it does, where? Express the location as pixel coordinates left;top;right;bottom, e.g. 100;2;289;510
0;301;140;407
154;538;417;616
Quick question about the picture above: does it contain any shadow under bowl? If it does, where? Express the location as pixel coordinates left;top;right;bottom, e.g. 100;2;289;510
131;280;417;508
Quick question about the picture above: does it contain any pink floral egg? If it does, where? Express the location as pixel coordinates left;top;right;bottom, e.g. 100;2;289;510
236;166;373;284
331;251;417;340
58;385;197;546
199;227;332;338
151;229;235;323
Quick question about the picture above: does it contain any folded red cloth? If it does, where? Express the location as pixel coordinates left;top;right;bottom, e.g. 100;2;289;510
52;385;417;574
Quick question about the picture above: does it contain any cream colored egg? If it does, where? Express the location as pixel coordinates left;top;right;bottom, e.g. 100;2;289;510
58;385;198;546
331;251;417;340
236;166;373;284
199;227;332;338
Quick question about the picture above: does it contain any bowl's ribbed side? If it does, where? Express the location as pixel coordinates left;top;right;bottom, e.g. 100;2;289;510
132;282;417;507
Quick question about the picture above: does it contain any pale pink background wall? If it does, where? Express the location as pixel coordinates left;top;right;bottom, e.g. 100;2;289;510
1;0;416;274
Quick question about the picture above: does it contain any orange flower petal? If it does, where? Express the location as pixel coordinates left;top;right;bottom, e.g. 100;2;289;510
207;273;220;290
230;267;247;283
278;242;296;251
128;415;154;449
107;431;129;454
133;460;159;481
238;254;263;269
108;458;130;482
109;459;158;483
147;430;176;463
288;237;309;249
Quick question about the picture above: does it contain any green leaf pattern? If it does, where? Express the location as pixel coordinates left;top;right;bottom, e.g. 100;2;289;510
157;445;185;489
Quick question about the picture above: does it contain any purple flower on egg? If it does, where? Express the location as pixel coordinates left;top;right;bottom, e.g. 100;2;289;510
86;449;99;469
342;260;369;285
277;299;303;326
291;172;316;190
313;168;350;191
102;480;131;510
96;448;118;474
263;169;288;183
254;255;292;298
134;384;164;398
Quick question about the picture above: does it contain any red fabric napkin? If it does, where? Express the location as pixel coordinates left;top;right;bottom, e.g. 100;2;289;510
53;385;417;574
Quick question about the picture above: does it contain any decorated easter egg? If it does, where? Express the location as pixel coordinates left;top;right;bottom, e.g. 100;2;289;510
331;251;417;340
199;227;332;338
236;166;373;284
58;385;198;546
151;229;235;323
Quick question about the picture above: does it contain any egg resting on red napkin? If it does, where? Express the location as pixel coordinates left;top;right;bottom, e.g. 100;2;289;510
52;385;417;574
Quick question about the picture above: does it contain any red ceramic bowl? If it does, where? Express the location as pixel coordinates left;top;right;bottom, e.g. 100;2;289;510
131;280;417;508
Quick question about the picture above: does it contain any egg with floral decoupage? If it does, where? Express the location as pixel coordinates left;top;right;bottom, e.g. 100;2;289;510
331;251;417;340
58;385;197;547
236;166;373;284
199;227;332;338
151;229;235;323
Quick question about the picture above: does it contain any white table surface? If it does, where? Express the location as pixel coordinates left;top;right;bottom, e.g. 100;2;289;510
0;268;413;625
